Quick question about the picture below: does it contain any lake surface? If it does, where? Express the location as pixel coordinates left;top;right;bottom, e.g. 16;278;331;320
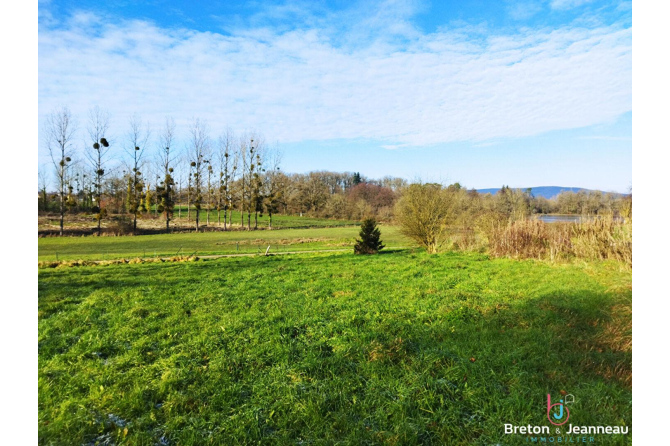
535;215;625;223
536;215;582;223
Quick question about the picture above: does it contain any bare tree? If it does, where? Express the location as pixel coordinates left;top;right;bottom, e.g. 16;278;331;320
188;118;210;232
38;165;50;214
70;167;86;212
141;162;158;217
157;117;177;232
264;145;284;229
125;114;151;233
217;128;237;230
205;161;213;226
237;136;249;229
45;106;77;235
251;143;265;230
177;155;189;222
242;134;264;229
187;162;193;222
85;106;111;234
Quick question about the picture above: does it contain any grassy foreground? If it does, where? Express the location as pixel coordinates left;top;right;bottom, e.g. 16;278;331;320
38;225;410;261
38;251;632;445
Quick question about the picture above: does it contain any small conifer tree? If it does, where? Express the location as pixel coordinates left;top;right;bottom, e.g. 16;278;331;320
354;218;385;254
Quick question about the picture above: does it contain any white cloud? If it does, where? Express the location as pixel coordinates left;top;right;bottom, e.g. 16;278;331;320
38;13;631;151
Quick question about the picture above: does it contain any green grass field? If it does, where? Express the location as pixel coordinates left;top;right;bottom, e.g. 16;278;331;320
40;209;360;233
38;225;411;261
170;208;360;229
38;251;632;445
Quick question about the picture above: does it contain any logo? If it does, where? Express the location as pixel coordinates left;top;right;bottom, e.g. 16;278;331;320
546;393;573;426
504;392;629;439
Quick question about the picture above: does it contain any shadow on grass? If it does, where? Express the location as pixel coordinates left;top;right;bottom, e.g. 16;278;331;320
38;253;631;445
350;288;632;444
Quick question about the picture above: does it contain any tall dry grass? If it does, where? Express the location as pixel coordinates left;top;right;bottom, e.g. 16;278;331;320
571;216;632;265
481;215;631;266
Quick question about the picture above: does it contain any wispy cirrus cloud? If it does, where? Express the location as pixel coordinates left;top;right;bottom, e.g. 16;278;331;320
38;7;631;150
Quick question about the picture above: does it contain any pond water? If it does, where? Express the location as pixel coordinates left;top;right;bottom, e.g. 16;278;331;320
536;215;582;223
535;215;625;223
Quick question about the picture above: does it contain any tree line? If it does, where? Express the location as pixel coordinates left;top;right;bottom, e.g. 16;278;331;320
40;106;407;235
40;106;631;236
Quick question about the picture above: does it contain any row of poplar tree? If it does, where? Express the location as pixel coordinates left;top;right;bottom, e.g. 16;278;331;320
41;106;387;236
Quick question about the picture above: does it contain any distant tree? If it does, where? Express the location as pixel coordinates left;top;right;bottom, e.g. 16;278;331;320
175;157;188;220
380;176;407;192
299;173;329;212
45;106;77;235
252;150;265;229
240;135;264;230
322;193;351;219
86;106;111;235
216;128;237;230
155;168;175;232
208;161;216;226
188;118;210;232
264;147;284;229
354;218;385;254
237;137;249;228
246;138;258;229
125;114;150;233
495;185;531;220
347;183;396;215
144;185;154;214
157;117;176;232
353;172;362;185
187;167;193;221
79;170;93;211
38;165;51;214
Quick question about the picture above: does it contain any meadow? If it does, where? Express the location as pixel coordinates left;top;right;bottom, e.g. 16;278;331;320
169;208;361;229
38;225;410;261
38;209;360;236
38;250;632;445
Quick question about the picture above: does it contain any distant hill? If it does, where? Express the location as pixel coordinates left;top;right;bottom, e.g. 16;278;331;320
475;186;621;200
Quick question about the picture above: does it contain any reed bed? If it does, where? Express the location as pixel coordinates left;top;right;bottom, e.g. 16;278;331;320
483;215;631;266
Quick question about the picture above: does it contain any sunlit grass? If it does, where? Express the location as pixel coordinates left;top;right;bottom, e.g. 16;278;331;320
39;251;632;445
38;225;411;261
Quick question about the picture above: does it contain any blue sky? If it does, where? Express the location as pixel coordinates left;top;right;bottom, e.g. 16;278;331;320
38;0;632;192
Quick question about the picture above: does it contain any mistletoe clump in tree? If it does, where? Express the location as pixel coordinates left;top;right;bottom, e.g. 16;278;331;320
92;137;110;233
156;167;175;232
354;218;385;254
